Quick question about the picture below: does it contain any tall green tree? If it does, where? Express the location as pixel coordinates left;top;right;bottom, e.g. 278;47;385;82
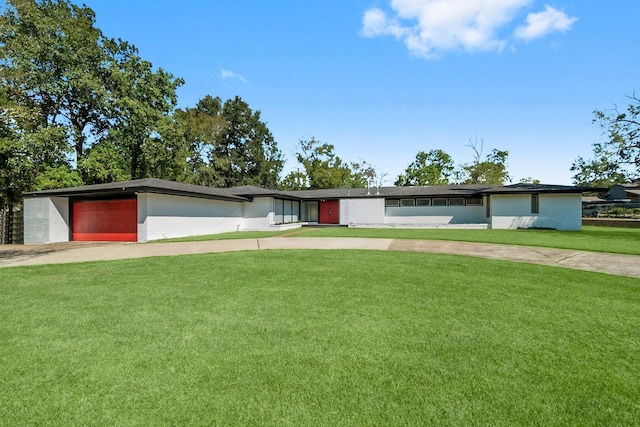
175;95;229;186
101;48;184;181
284;137;374;189
571;94;640;186
395;149;454;186
1;0;184;188
176;95;283;188
457;138;511;185
213;96;283;188
0;89;79;208
0;0;114;164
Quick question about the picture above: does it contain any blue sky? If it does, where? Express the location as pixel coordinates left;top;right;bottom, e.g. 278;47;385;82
87;0;639;185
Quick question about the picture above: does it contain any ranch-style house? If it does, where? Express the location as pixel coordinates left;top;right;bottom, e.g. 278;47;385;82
23;178;590;243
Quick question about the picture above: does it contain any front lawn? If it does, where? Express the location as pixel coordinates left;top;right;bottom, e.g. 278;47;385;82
156;225;640;255
1;251;638;425
298;225;640;255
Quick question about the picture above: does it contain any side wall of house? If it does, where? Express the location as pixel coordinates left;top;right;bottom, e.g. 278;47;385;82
340;198;385;225
241;197;274;230
23;196;70;243
138;193;243;241
384;205;487;225
490;193;582;230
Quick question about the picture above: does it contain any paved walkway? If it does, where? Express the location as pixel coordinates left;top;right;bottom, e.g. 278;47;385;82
1;238;639;279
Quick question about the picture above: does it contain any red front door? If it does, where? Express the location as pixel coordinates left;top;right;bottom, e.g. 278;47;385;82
319;200;339;224
72;199;138;242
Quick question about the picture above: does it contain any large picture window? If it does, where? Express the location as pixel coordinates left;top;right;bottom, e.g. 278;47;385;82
275;199;300;224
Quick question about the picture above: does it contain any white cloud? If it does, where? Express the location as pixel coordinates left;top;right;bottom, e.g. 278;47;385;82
220;69;247;84
514;6;577;40
361;1;577;58
361;7;408;39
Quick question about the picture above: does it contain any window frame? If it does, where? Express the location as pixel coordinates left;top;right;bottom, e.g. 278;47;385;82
531;194;540;214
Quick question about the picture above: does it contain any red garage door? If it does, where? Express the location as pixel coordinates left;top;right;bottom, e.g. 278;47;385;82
319;200;340;224
72;199;137;242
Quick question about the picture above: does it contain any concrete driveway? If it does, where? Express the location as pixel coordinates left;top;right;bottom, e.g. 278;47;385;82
1;238;639;279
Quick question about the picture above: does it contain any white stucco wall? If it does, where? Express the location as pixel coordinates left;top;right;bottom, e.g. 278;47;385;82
384;205;487;225
341;198;385;225
23;196;70;243
241;197;274;230
490;193;582;230
138;193;244;241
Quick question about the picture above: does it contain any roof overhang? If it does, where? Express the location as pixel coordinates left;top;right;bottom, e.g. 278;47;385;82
23;179;250;203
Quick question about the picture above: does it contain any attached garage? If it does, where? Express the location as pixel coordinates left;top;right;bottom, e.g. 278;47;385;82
72;198;137;242
23;179;252;243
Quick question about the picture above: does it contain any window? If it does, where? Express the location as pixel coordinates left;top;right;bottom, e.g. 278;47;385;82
466;197;483;206
275;199;284;224
432;198;447;206
531;194;539;214
449;198;464;206
416;198;431;206
385;199;400;207
400;199;416;207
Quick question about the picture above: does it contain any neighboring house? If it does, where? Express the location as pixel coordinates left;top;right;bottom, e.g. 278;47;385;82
23;178;589;243
582;184;640;216
608;184;640;202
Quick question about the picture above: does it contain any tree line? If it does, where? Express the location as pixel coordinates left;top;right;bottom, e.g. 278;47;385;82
1;0;638;211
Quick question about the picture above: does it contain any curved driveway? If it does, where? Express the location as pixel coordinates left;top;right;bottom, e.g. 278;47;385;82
1;238;640;279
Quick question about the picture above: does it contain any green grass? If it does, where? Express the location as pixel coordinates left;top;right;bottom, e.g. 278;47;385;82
154;225;640;255
297;225;640;255
1;251;638;426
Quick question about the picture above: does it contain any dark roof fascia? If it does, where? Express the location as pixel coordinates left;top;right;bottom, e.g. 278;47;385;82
24;179;598;202
288;185;497;200
227;186;302;201
23;179;250;203
481;184;604;195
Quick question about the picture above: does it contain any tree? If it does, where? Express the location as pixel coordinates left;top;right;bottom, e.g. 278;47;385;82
571;94;640;186
519;177;541;184
1;0;184;187
457;138;511;184
570;151;628;187
213;96;283;188
284;137;358;190
175;95;284;188
0;89;78;207
104;47;184;181
1;0;115;164
395;149;454;186
279;169;307;191
175;95;228;186
349;160;377;189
